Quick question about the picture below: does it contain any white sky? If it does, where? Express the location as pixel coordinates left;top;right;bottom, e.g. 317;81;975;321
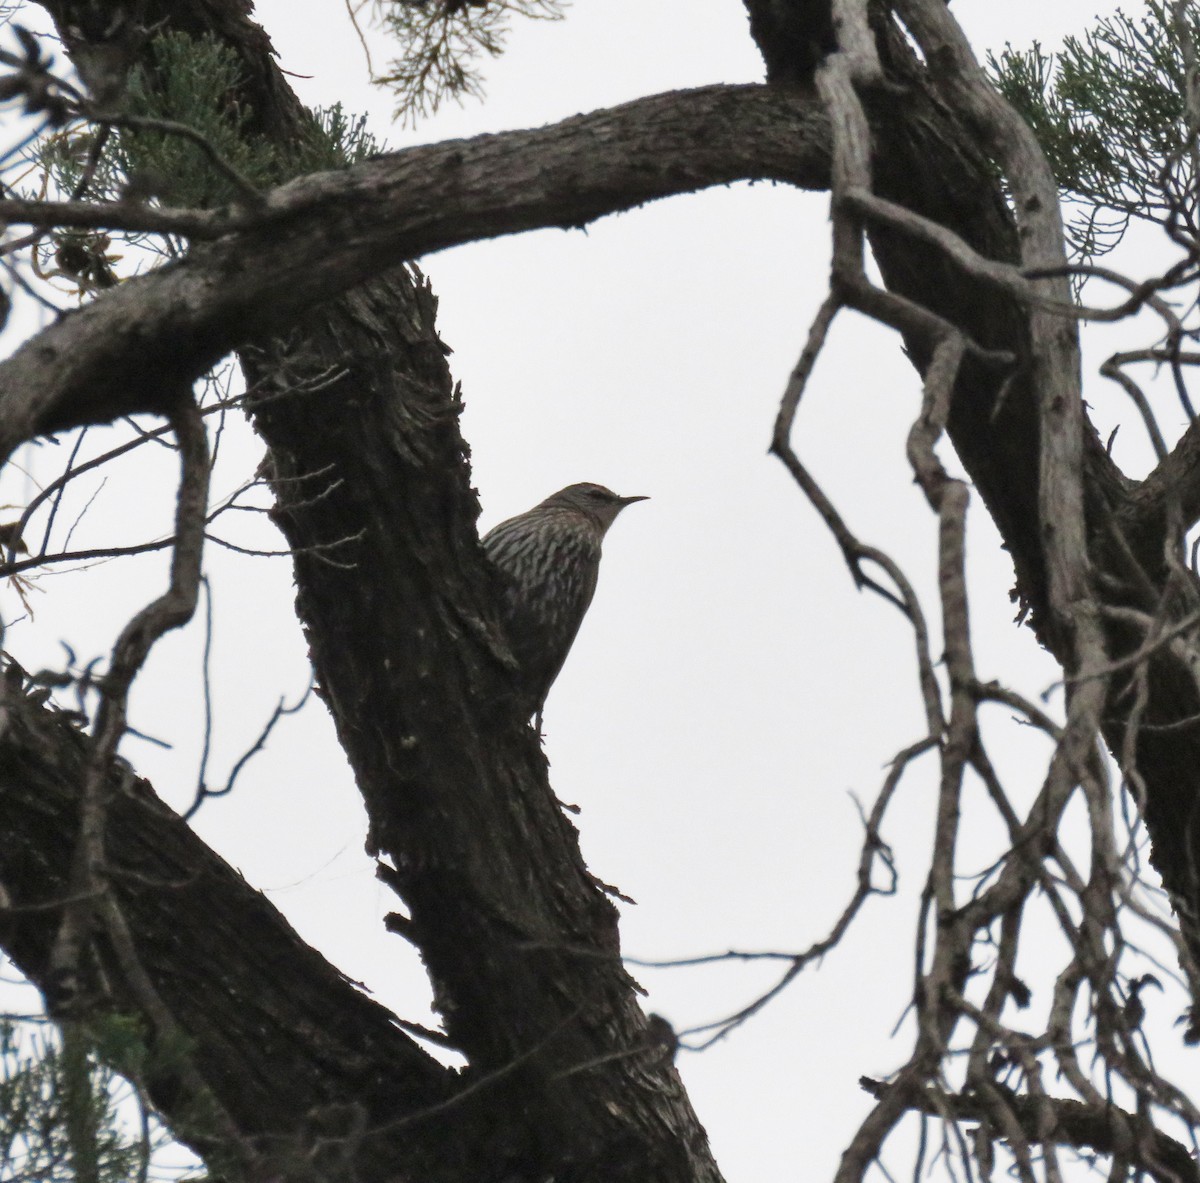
2;1;1178;1179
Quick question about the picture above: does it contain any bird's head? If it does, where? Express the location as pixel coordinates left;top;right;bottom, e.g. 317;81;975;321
542;483;649;531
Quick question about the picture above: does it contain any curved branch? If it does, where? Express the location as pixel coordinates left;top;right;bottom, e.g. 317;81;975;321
0;83;829;459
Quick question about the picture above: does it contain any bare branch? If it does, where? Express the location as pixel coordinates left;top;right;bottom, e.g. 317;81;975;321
47;396;209;1014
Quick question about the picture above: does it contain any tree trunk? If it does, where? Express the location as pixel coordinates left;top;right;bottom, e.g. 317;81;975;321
5;0;1200;1179
10;2;738;1179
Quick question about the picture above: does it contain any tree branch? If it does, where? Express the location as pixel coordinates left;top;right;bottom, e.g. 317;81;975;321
0;83;829;459
0;683;462;1179
860;1077;1200;1183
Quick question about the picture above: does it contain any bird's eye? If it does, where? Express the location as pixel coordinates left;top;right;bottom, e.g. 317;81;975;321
587;490;605;499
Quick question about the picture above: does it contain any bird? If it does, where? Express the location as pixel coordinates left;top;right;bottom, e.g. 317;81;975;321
482;482;648;720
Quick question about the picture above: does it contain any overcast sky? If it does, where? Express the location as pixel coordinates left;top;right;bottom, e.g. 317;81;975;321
0;1;1163;1178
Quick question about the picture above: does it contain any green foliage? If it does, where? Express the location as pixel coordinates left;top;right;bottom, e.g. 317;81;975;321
109;30;277;207
303;103;386;172
0;1019;146;1183
989;0;1200;261
373;0;566;122
38;31;383;211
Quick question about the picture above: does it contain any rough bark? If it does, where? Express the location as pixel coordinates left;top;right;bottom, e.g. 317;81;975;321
5;0;1200;1180
8;3;769;1180
0;679;467;1180
240;269;720;1183
0;82;830;457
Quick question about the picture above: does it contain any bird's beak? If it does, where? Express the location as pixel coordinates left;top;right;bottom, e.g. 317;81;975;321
619;494;650;506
